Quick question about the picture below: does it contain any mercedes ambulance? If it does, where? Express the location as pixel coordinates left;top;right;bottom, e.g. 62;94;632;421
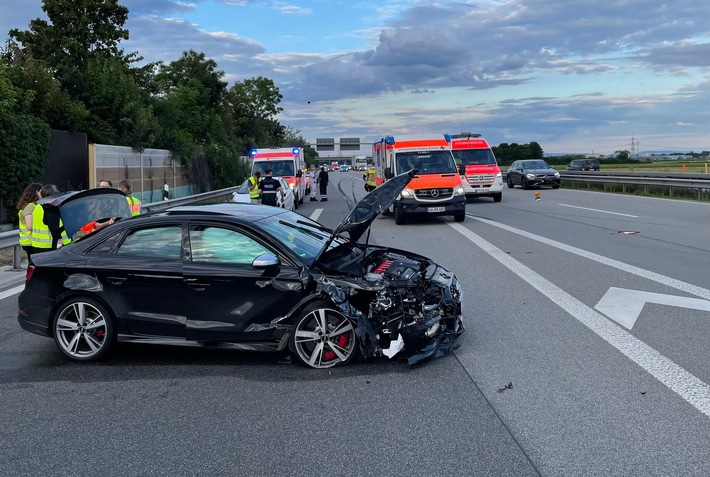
450;133;503;202
250;147;306;206
372;134;466;224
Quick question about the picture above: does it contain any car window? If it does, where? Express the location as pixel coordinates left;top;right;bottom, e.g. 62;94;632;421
190;226;272;264
116;226;182;260
86;232;122;255
237;179;250;194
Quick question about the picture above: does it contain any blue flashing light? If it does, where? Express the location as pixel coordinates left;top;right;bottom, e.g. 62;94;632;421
385;136;395;145
250;149;257;156
444;133;451;142
292;147;300;155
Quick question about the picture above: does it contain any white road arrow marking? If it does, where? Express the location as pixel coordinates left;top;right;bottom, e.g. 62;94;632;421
595;287;710;329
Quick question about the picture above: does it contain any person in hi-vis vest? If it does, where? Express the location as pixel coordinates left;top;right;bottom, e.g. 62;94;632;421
248;171;262;204
17;182;43;261
31;184;70;254
119;179;141;216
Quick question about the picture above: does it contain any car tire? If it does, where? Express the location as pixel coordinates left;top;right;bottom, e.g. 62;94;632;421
521;178;529;190
454;212;465;222
552;185;560;189
291;302;357;369
493;193;502;202
507;176;514;188
52;296;115;361
394;204;406;225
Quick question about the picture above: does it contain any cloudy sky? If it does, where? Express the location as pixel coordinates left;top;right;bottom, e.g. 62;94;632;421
2;0;709;155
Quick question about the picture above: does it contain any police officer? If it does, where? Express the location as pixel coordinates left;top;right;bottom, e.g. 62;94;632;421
248;171;262;204
258;168;284;207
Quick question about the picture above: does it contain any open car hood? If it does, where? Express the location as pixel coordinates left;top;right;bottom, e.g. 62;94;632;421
38;188;132;239
330;170;415;244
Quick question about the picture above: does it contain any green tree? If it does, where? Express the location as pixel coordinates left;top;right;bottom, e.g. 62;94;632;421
530;141;544;159
615;150;630;161
151;50;239;191
10;0;131;99
0;64;50;224
224;76;284;154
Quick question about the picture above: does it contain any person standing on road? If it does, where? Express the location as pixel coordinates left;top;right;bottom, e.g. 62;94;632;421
248;171;262;204
258;168;284;207
118;179;142;216
317;165;329;202
308;164;318;201
31;184;70;254
16;182;43;262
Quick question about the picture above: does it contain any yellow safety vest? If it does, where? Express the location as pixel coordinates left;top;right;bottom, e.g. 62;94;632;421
31;205;70;249
366;168;377;188
127;196;141;216
249;176;261;199
18;207;33;246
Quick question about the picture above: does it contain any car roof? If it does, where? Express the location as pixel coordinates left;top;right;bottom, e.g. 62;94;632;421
161;203;287;221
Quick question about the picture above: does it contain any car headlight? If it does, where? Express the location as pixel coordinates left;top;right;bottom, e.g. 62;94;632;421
495;172;502;179
290;183;295;189
554;172;560;177
455;187;465;195
401;188;414;198
526;173;536;179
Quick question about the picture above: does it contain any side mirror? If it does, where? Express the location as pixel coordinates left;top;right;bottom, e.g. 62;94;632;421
296;170;302;178
252;253;280;269
384;167;393;179
458;164;466;176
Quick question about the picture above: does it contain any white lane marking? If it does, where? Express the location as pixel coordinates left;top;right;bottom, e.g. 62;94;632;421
595;287;710;329
468;215;710;301
448;222;710;419
309;209;323;222
0;284;24;301
557;203;638;217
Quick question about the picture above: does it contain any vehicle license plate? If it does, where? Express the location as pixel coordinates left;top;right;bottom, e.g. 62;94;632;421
427;207;445;213
474;188;486;193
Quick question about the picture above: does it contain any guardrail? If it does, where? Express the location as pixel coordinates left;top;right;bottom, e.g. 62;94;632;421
1;185;240;271
557;171;710;199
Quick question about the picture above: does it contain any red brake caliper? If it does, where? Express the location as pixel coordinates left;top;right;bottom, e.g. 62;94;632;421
323;332;350;362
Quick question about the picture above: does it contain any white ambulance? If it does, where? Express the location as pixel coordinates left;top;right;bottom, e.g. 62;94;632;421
250;147;306;206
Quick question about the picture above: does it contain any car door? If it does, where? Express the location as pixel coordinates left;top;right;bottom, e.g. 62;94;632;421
95;223;187;337
183;222;304;342
509;161;520;184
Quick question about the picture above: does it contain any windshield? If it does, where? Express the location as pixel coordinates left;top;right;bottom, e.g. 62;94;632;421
522;160;551;170
252;160;295;177
395;150;457;174
256;211;342;266
452;148;497;166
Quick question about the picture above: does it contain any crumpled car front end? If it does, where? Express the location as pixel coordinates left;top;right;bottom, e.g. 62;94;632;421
317;247;464;366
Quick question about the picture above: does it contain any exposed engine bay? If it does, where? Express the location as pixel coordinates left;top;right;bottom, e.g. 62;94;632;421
315;245;464;366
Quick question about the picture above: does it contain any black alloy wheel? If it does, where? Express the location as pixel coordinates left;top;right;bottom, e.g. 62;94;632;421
52;297;115;361
292;302;357;369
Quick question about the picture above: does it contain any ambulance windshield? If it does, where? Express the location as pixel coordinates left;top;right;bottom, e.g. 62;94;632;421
452;148;497;166
252;160;295;177
395;150;457;174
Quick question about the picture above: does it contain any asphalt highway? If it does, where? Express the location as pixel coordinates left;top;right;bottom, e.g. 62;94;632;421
1;171;710;476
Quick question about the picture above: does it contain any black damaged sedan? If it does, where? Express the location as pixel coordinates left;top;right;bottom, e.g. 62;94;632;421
18;172;464;369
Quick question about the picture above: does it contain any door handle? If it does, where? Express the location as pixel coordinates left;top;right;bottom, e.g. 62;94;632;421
185;279;209;291
107;277;127;285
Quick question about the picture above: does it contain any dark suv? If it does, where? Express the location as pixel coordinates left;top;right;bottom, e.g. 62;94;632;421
568;159;600;171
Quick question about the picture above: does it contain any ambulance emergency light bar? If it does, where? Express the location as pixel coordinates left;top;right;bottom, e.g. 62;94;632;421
384;134;452;145
250;147;301;156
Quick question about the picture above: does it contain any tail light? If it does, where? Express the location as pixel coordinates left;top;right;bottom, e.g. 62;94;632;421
26;265;35;281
